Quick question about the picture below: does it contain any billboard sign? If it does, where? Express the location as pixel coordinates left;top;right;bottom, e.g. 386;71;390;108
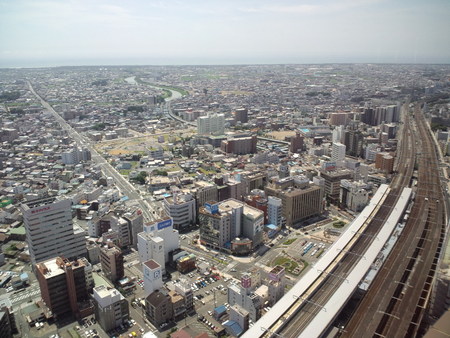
157;218;173;230
322;161;336;171
205;203;219;214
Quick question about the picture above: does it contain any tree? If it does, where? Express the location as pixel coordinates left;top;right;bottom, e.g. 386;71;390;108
92;123;106;131
132;171;148;184
0;91;21;102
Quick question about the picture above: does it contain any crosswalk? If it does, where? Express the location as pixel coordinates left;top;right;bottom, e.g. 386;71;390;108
10;287;41;304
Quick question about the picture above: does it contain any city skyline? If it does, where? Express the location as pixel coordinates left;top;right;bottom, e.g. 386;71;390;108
1;0;450;68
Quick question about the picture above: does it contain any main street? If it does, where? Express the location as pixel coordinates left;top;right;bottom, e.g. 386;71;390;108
27;81;157;222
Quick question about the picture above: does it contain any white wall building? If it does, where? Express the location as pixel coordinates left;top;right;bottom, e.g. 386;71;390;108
163;193;196;230
340;180;371;212
137;233;165;273
138;217;179;271
197;113;225;135
267;196;282;227
143;259;163;296
93;285;129;332
61;147;91;165
21;197;87;265
331;142;346;163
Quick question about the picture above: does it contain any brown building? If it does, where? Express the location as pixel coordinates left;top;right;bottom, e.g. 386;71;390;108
221;136;257;155
244;195;268;223
176;254;196;273
36;257;92;319
169;290;186;321
265;176;323;228
319;169;353;204
289;132;304;153
234;108;248;124
329;112;350;126
145;290;173;327
375;152;394;174
100;244;124;283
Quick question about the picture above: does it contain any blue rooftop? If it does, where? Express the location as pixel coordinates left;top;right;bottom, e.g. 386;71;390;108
266;224;278;230
214;305;227;315
223;320;243;336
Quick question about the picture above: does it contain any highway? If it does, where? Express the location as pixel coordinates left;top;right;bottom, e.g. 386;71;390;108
27;81;158;223
342;104;448;337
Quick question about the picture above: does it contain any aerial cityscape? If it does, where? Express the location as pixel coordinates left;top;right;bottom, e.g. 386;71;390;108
1;1;450;338
0;62;448;338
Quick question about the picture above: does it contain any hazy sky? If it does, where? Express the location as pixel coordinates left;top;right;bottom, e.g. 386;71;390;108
1;0;449;67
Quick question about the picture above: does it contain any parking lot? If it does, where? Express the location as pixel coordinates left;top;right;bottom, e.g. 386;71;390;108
105;220;347;337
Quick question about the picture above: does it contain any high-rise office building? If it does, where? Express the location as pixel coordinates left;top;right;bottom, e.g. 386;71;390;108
36;257;92;319
331;142;346;163
344;130;364;157
265;176;323;228
138;217;179;272
21;197;86;265
340;180;370;212
194;181;219;211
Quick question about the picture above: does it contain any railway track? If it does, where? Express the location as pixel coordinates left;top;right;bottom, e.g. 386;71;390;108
342;104;447;337
261;104;417;337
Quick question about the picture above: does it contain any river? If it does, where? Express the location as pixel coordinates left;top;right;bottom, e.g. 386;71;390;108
124;76;182;101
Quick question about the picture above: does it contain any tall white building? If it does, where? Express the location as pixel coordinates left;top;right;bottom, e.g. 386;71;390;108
143;259;163;296
197;113;225;135
138;233;165;272
163;193;196;230
267;196;282;227
61;147;91;165
331;142;346;163
21;197;86;265
332;125;344;143
138;217;179;272
93;285;129;332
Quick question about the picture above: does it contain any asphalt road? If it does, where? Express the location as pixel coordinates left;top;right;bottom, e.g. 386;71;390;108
28;81;157;223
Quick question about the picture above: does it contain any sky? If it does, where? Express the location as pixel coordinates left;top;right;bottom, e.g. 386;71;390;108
1;0;449;67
